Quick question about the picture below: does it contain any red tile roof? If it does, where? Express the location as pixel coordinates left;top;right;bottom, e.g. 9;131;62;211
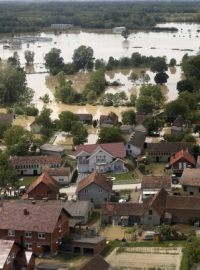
141;175;171;190
148;188;168;216
77;172;113;193
180;168;200;187
79;255;110;270
27;172;60;194
0;201;69;233
101;202;147;216
11;155;61;166
166;195;200;210
76;142;125;158
170;150;195;166
46;167;73;177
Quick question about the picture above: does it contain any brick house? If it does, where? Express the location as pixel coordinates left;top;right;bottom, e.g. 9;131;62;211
11;156;62;176
0;239;35;270
170;150;196;176
77;172;113;207
180;168;200;196
79;254;113;270
76;142;127;173
0;201;71;257
146;142;193;162
99;112;118;128
26;171;60;200
141;175;172;200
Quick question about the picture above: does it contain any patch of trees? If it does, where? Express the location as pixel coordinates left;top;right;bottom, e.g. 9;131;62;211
98;127;124;144
0;151;17;188
100;92;129;107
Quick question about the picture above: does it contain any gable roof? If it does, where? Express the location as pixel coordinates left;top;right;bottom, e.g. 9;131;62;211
172;115;185;128
46;166;73;177
128;128;146;148
148;188;168;216
170;150;196;166
146;142;193;154
101;202;147;216
100;112;118;125
166;195;200;210
77;172;113;193
141;175;171;190
27;172;60;194
62;201;92;218
180;168;200;187
0;201;69;233
79;255;111;270
0;113;14;124
76;142;126;158
11;155;61;166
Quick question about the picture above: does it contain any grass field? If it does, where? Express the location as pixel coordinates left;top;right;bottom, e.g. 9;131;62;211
18;176;36;187
106;172;138;185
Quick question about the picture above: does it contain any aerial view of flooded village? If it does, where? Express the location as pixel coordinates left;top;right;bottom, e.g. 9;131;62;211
0;1;200;269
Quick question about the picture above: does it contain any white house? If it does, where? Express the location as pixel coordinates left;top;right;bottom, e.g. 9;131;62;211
76;143;127;173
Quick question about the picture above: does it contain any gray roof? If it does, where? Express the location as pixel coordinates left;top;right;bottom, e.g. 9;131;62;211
128;130;146;148
147;142;193;154
62;201;92;218
40;144;65;152
0;113;13;124
0;240;15;269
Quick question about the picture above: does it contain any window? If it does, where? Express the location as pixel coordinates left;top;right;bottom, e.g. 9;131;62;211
38;232;45;239
8;230;15;237
183;186;187;192
149;210;153;215
25;243;32;250
25;231;32;238
99;188;103;193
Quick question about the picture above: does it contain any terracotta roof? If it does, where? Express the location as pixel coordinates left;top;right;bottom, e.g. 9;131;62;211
180;168;200;187
79;255;110;270
76;142;126;158
77;172;113;193
170;150;196;166
172;115;185;128
148;188;168;216
76;114;93;121
11;155;61;166
0;113;13;124
141;175;171;190
166;195;200;210
0;201;69;233
27;172;60;194
46;167;73;177
101;202;147;216
146;142;193;154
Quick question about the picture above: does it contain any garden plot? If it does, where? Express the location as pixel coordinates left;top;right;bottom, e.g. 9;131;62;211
107;246;182;270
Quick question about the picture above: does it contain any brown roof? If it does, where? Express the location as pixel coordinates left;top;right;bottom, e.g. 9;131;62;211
146;142;193;154
79;255;110;270
180;168;200;187
100;112;118;125
77;172;113;193
0;113;13;124
46;167;73;177
172;115;185;128
148;188;168;216
27;172;60;194
101;202;147;216
166;195;200;210
76;142;126;158
141;175;171;190
76;114;93;121
0;201;69;233
170;150;196;166
11;155;61;166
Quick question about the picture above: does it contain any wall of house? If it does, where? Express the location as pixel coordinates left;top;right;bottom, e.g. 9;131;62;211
126;144;141;157
78;183;110;208
52;175;70;184
88;151;113;173
140;207;160;226
110;159;126;172
182;185;200;196
167;208;200;224
101;214;140;226
172;159;194;173
15;162;61;176
27;182;58;200
147;152;171;162
72;238;106;255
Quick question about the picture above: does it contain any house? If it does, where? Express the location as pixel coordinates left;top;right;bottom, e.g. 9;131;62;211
141;175;172;200
180;168;200;196
146;142;193;162
171;115;186;134
76;142;126;173
40;144;65;156
30;120;42;134
76;114;93;125
77;172;113;207
0;240;35;270
0;113;14;125
46;166;74;185
11;155;62;176
62;200;94;225
120;125;134;134
36;263;68;270
99;112;118;128
26;172;60;200
0;201;71;257
126;124;146;157
170;150;196;176
79;255;113;270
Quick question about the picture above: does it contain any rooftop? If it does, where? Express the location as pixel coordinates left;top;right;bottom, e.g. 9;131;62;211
11;155;61;166
172;115;185;128
62;201;92;217
180;168;200;187
46;167;73;177
141;175;171;190
40;144;65;152
170;150;196;166
101;202;147;216
147;142;193;154
79;255;111;270
166;195;200;210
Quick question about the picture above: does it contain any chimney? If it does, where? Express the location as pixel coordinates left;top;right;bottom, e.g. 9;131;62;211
23;208;29;215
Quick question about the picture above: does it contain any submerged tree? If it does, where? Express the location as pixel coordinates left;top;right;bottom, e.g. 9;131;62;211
24;50;35;65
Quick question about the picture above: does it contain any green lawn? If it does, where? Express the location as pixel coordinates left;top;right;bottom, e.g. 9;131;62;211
106;172;138;185
17;176;36;187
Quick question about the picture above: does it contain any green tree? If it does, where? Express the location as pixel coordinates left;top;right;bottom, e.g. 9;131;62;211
136;96;155;114
186;238;200;267
121;29;130;39
177;79;194;93
121;109;136;125
59;111;79;132
169;58;176;67
98;127;124;143
24;50;35;65
56;78;81;104
44;48;64;75
0;151;17;188
0;122;11;139
179;91;197;110
165;99;189;122
7;52;20;67
36;107;53;128
71;122;88;145
154;72;169;84
72;45;94;71
150;57;168;73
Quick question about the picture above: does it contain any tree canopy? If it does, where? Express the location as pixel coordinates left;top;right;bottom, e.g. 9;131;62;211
44;48;64;75
72;45;94;71
98;127;124;143
121;109;136;125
